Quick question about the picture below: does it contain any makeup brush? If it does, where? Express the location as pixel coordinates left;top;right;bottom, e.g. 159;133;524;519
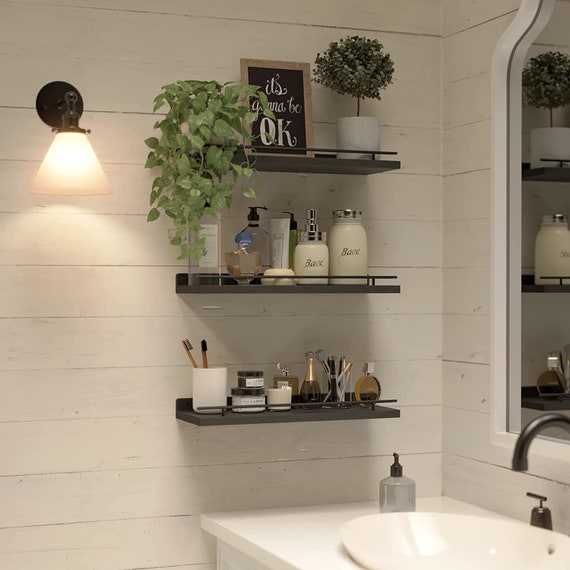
181;339;199;369
201;339;209;368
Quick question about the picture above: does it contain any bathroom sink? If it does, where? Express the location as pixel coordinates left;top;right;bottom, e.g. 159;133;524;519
341;512;570;570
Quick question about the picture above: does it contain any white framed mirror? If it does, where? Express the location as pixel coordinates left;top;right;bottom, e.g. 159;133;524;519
491;0;570;454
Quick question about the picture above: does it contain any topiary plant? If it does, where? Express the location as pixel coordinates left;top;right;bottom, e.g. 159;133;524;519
522;51;570;127
313;35;394;116
144;79;273;260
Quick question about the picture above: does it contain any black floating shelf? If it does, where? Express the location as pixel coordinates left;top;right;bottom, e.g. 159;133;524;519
233;149;400;175
176;273;400;294
176;398;400;426
522;274;570;292
522;163;570;182
522;387;570;411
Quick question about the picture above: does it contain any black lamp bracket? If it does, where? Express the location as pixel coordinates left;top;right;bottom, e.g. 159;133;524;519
35;81;88;134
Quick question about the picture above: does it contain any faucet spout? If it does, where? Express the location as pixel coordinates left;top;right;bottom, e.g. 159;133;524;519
512;413;570;471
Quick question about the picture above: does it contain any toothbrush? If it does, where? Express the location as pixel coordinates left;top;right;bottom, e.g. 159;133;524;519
201;339;209;368
181;339;199;369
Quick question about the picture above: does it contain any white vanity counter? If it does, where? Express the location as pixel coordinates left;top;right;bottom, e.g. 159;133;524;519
201;497;510;570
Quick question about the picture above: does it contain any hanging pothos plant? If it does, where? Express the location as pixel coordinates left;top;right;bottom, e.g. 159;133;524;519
144;79;273;260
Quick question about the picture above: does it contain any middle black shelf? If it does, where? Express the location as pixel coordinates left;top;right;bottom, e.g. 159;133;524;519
176;273;401;294
522;274;570;292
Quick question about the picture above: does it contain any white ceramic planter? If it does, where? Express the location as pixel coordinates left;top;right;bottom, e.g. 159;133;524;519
530;127;570;168
336;116;381;159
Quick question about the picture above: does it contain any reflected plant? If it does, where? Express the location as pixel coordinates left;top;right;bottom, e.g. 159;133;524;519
522;51;570;127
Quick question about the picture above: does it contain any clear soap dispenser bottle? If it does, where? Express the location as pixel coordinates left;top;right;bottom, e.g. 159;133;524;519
379;452;416;513
241;206;270;270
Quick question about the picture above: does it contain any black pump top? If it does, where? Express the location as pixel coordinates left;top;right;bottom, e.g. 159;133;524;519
390;452;403;477
283;211;298;230
247;206;267;222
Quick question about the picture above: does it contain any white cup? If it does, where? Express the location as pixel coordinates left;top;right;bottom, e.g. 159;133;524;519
267;386;292;411
192;366;227;414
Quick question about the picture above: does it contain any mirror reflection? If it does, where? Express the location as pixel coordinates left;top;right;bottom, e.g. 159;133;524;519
519;0;570;441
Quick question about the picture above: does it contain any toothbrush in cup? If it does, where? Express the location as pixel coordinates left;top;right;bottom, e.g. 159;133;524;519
181;339;199;369
201;339;209;368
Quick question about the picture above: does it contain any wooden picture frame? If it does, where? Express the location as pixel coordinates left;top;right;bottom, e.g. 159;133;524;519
240;58;313;157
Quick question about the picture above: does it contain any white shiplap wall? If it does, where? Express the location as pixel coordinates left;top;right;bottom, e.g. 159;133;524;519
0;1;442;568
442;0;570;535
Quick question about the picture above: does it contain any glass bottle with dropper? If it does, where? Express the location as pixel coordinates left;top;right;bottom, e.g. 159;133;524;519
300;351;322;406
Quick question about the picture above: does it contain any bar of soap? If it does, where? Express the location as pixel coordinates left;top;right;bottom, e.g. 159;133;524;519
261;268;296;285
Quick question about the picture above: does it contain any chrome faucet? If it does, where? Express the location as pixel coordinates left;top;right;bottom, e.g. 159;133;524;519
512;413;570;471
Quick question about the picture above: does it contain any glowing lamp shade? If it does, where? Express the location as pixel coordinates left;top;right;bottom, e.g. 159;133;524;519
30;132;112;195
31;81;112;195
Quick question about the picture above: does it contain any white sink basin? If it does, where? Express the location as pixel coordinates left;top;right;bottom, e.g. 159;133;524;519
341;512;570;570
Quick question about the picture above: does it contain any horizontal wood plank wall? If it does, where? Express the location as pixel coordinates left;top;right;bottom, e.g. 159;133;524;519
441;0;570;534
0;0;442;567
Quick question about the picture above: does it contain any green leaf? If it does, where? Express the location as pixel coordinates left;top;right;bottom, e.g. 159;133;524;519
147;208;160;222
242;187;257;199
145;137;159;149
144;153;163;169
213;118;234;139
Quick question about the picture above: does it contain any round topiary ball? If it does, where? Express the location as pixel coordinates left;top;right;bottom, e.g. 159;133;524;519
522;51;570;113
313;36;394;115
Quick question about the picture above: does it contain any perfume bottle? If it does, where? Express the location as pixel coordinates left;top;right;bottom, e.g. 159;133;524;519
300;351;321;405
536;352;567;395
224;231;262;285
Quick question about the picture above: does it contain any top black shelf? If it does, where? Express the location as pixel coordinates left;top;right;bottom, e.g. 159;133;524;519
522;162;570;182
234;149;401;175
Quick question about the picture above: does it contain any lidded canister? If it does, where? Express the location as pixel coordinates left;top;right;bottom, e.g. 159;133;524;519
535;214;570;285
328;209;368;284
237;370;265;389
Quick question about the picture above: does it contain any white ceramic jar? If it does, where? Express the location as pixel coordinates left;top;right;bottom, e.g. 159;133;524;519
534;214;570;284
328;209;368;284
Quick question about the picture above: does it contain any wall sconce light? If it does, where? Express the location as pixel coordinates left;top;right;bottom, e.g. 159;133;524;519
30;81;112;195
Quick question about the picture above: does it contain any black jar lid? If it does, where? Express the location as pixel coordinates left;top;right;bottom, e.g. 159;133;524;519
237;370;264;377
231;387;265;396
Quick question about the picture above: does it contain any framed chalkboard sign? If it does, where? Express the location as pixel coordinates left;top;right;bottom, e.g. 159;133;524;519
240;59;313;156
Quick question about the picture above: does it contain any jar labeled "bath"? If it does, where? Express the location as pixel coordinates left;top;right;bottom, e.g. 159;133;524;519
328;209;368;284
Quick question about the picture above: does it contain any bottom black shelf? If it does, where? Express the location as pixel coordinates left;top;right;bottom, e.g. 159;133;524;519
175;398;400;426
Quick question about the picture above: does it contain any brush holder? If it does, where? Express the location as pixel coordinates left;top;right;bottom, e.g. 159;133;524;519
191;366;227;414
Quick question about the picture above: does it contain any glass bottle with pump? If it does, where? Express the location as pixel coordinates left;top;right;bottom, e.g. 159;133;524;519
241;206;270;270
379;453;416;513
300;351;322;405
273;363;300;403
293;209;329;285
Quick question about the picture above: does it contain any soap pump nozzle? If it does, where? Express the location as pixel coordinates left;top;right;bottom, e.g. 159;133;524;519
277;362;291;377
246;206;268;223
283;211;298;230
390;452;403;477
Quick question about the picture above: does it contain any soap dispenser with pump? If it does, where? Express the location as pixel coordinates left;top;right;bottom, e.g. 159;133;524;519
293;208;329;285
241;206;270;270
379;452;416;513
283;211;298;270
